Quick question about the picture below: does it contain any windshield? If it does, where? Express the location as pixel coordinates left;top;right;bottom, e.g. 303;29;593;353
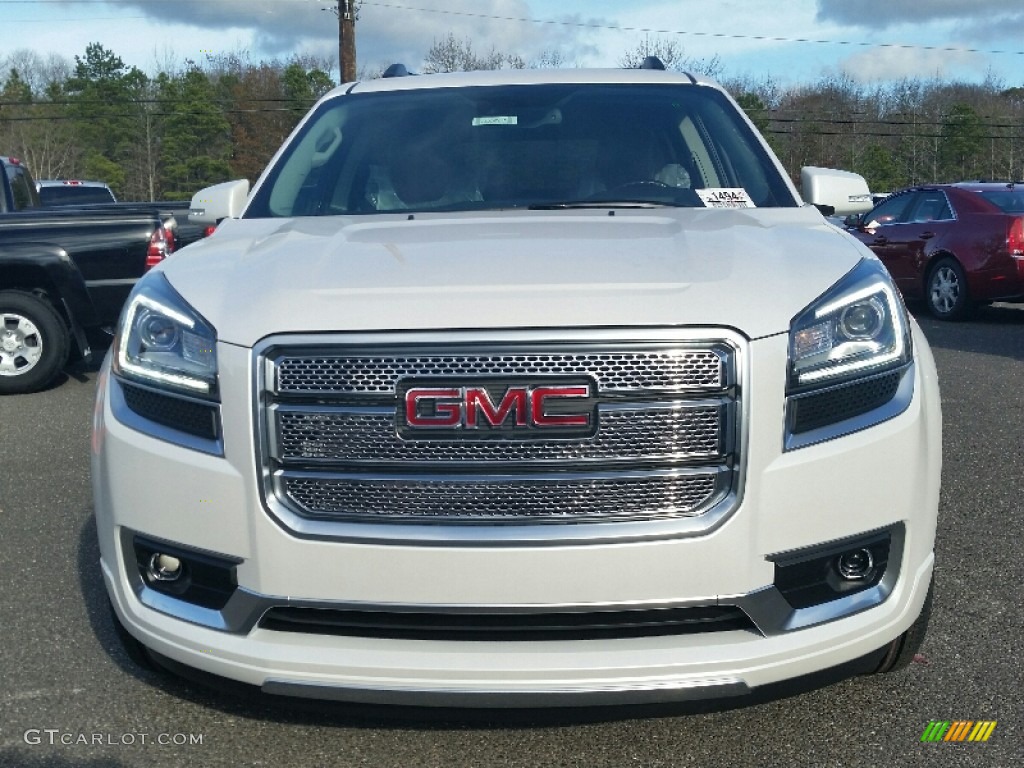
245;83;796;218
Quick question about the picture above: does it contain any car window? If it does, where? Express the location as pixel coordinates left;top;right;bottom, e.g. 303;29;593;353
39;186;117;205
246;83;797;217
864;193;914;229
907;192;952;223
5;163;39;210
977;190;1024;213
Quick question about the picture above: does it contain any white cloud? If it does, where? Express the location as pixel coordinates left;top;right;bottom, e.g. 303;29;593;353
356;0;603;70
838;45;985;83
816;0;1022;29
6;0;1020;87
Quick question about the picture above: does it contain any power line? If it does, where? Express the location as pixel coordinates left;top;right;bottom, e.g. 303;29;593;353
6;99;1024;129
2;0;1023;60
0;97;316;106
358;1;1024;59
0;107;309;122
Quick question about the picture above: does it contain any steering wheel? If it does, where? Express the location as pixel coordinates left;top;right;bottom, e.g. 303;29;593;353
588;180;701;207
601;180;675;197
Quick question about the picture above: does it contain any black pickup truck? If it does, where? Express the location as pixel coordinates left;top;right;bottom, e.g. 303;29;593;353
1;156;177;394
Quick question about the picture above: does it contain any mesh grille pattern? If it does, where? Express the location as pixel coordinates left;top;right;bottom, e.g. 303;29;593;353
790;371;901;434
282;473;721;522
276;406;722;463
258;604;756;641
259;336;739;528
275;350;724;394
122;383;218;440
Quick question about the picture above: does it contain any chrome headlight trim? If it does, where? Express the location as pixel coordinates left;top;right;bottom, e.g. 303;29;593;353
788;258;911;394
784;258;914;450
112;272;219;399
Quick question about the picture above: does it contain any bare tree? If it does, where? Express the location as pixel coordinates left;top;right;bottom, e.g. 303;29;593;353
619;36;723;79
0;52;78;179
530;50;565;69
422;33;509;74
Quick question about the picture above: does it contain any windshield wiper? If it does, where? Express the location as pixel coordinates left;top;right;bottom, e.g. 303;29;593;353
527;199;686;210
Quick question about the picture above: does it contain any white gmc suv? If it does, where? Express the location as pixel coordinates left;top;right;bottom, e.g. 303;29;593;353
91;65;941;708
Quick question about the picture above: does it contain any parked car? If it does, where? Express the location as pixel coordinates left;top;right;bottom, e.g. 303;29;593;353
844;182;1024;319
37;179;117;206
1;156;177;393
93;63;940;708
35;178;209;250
135;201;208;251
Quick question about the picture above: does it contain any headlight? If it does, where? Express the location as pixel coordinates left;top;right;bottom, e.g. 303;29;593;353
785;258;914;449
112;273;218;398
788;258;911;393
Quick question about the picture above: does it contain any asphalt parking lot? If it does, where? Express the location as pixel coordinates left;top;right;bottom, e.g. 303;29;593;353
0;305;1021;768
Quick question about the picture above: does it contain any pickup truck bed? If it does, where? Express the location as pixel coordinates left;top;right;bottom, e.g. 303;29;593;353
0;200;172;393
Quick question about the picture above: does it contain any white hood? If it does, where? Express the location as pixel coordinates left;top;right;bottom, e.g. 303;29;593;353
161;207;868;347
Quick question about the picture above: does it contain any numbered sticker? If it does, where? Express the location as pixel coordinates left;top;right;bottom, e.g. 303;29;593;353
696;188;755;208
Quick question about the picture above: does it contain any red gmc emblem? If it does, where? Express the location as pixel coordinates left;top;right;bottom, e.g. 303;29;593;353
397;378;598;440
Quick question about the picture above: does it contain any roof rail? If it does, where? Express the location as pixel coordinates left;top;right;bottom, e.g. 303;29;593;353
382;63;413;78
640;56;666;70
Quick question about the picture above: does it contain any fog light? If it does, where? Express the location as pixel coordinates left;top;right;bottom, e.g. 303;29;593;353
147;553;184;582
837;548;874;581
771;528;895;609
131;533;241;609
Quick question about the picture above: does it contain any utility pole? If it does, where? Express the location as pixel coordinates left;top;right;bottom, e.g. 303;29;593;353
339;0;357;83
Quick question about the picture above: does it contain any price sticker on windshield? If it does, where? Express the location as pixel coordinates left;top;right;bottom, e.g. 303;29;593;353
696;188;755;208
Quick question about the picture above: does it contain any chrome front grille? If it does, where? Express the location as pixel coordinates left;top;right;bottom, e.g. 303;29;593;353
257;332;742;536
274;349;725;393
271;404;725;465
283;471;725;523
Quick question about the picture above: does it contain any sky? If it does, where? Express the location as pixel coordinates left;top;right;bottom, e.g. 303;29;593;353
3;0;1024;89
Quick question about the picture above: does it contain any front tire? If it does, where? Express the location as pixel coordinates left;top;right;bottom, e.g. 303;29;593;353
0;290;70;394
926;258;971;320
108;600;160;672
872;577;934;674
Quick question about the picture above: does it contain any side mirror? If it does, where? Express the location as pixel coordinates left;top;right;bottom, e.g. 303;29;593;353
189;179;250;224
843;213;863;229
800;167;873;217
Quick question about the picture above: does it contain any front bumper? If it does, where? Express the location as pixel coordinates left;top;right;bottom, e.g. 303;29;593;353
91;324;941;707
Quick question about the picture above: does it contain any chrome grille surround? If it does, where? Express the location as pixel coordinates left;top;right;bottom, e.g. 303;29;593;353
254;329;746;545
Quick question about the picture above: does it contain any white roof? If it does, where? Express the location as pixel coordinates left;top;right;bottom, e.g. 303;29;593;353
327;67;716;99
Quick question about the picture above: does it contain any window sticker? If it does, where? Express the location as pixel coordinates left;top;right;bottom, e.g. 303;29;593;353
696;188;755;208
472;116;518;126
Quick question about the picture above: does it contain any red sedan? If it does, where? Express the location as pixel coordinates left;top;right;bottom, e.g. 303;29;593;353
845;183;1024;319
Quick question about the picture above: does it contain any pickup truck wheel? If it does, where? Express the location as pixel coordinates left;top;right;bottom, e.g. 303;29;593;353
926;258;971;320
0;290;70;394
871;576;934;674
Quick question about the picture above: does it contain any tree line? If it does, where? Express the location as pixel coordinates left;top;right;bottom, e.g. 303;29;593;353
0;44;333;202
2;38;1023;202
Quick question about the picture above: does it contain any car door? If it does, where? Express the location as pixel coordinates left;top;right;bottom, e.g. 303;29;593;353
889;191;955;296
850;191;918;288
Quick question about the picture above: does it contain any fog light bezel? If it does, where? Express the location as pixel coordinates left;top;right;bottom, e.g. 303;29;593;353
769;528;895;611
130;534;241;610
